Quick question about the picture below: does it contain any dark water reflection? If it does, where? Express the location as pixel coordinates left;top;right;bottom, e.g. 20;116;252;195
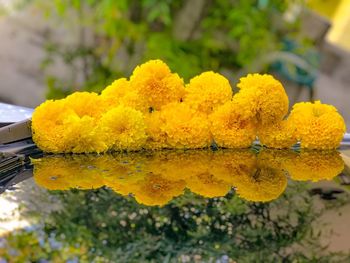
1;149;350;262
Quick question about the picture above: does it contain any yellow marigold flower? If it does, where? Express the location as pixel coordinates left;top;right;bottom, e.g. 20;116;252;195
101;78;130;100
288;101;346;149
32;92;109;153
236;73;289;124
99;106;147;151
230;88;258;120
132;173;186;206
231;165;288;202
186;171;232;198
284;150;344;182
32;99;73;153
257;120;297;149
64;91;105;118
130;59;185;111
144;111;168;150
101;78;147;112
184;71;233;114
210;101;257;148
161;103;211;149
33;156;104;190
62;114;109;153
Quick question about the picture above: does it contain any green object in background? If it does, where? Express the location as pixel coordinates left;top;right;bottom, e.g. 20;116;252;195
258;0;269;9
25;0;307;98
271;39;320;89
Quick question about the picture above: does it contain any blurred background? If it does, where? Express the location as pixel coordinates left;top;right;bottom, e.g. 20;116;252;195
0;0;349;126
1;2;350;261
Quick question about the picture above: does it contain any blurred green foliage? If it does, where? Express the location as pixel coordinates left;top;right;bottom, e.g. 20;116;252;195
28;0;304;99
0;228;88;262
2;183;350;262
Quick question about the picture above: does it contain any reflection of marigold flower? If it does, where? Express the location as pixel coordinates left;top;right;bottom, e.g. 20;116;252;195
130;60;185;110
257;120;297;149
32;149;324;206
210;101;256;148
236;74;289;125
146;151;210;181
288;101;346;149
209;150;257;184
33;156;105;190
101;78;147;112
184;71;233;114
132;173;186;206
33;157;72;190
161;103;211;149
231;166;288;202
284;150;344;182
99;106;147;151
104;170;148;196
258;149;297;170
98;152;148;178
186;171;232;198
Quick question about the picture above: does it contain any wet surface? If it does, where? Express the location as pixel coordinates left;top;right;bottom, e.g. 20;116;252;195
1;145;350;262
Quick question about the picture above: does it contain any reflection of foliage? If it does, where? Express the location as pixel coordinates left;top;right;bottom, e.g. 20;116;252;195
5;184;348;262
0;228;88;262
29;0;303;98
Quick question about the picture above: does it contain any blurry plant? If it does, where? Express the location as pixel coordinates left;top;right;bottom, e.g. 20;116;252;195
0;227;88;262
5;183;348;262
27;0;305;99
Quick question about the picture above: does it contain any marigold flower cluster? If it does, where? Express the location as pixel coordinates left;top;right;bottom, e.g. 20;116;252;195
31;59;346;153
32;149;344;205
288;101;346;149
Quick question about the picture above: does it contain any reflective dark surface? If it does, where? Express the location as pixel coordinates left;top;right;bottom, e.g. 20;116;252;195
1;145;350;262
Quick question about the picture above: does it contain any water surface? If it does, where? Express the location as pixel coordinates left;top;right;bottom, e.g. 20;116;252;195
1;147;350;262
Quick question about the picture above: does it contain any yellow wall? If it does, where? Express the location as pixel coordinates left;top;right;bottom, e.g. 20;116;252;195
307;0;342;19
308;0;350;50
327;0;350;50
